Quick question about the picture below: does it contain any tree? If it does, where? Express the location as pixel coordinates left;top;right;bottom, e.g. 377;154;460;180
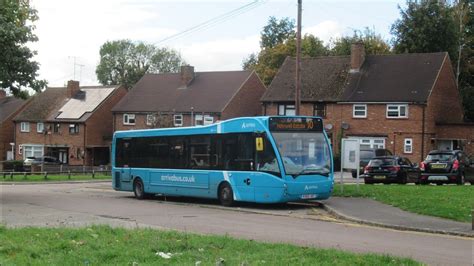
456;0;474;120
0;0;47;98
329;27;391;56
391;1;459;63
96;40;186;89
260;16;295;49
391;0;474;121
242;17;329;85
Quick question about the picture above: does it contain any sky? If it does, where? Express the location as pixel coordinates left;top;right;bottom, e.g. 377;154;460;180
29;0;406;87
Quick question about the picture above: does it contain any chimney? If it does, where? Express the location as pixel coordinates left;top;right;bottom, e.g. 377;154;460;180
67;80;80;98
350;42;365;73
0;90;6;99
180;65;194;86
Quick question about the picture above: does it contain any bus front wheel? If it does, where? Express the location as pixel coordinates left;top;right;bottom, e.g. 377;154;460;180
218;183;235;207
133;178;149;200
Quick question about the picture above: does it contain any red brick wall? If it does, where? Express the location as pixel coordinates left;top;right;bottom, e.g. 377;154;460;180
426;56;464;125
114;112;221;130
15;122;85;165
264;102;430;162
0;100;29;162
436;124;474;156
221;72;266;120
86;87;127;146
14;87;127;166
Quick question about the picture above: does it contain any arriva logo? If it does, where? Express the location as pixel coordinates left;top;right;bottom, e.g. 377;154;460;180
242;122;256;129
305;185;318;190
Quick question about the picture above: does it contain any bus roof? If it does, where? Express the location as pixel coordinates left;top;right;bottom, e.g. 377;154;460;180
113;116;324;138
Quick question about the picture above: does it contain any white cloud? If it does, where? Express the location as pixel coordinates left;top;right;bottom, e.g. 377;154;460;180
177;35;260;71
30;0;177;86
303;20;345;44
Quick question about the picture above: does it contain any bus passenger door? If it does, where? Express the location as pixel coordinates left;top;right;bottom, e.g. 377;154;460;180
117;139;132;183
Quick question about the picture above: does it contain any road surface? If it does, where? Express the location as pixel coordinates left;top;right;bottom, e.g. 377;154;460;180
0;182;472;265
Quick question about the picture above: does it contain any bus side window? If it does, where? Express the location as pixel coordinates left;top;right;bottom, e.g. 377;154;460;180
169;137;188;169
220;133;254;171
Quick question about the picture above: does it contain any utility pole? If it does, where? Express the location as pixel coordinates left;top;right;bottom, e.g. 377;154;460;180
295;0;302;116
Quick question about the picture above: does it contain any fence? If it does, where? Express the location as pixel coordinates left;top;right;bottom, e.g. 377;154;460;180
1;169;111;181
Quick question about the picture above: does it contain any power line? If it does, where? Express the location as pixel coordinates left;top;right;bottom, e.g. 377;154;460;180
153;0;266;46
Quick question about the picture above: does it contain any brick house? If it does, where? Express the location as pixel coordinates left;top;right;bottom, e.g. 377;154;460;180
13;81;127;166
0;90;29;162
261;43;473;163
112;66;266;130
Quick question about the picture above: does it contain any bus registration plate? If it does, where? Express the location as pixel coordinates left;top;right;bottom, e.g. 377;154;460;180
301;194;317;199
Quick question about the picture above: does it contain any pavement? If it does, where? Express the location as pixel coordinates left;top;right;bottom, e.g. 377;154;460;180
322;197;473;237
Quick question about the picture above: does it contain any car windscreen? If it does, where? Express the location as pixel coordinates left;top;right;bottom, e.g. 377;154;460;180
368;158;395;167
426;153;454;161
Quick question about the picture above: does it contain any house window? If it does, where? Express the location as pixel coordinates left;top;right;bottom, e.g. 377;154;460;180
278;104;296;116
69;124;79;134
350;137;385;149
386;104;408;118
23;145;43;159
404;138;413;153
174;114;183;127
195;115;204;126
36;122;44;133
123;114;135;125
146;114;155;126
20;122;30;132
353;104;367;118
53;123;60;133
203;116;214;125
313;103;326;118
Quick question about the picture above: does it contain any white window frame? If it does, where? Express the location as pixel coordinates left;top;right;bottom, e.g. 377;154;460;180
123;113;136;125
404;138;413;154
146;114;155;126
20;122;30;132
203;115;214;125
22;144;44;160
195;115;203;126
349;137;386;149
353;104;367;118
386;104;408;118
173;114;183;127
278;104;296;116
36;122;44;133
69;124;79;134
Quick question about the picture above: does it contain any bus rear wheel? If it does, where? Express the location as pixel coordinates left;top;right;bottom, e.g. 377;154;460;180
133;178;149;199
218;183;234;207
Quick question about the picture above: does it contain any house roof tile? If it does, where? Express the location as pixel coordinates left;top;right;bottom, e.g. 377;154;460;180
0;96;27;123
112;70;253;113
261;52;447;103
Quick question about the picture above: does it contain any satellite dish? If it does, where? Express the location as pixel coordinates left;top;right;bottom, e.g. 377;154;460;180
341;122;350;130
325;124;333;130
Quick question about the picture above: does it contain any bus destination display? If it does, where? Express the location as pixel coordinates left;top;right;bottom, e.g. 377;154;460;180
269;117;323;132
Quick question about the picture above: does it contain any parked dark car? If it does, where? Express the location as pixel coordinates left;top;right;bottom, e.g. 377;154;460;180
419;150;473;185
31;156;62;165
363;156;420;184
352;148;393;178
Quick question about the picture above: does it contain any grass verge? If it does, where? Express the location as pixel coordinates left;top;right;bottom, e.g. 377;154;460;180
0;226;420;265
333;184;473;222
0;174;110;182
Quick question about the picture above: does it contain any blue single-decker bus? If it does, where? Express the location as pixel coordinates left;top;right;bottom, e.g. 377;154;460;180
112;116;333;206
